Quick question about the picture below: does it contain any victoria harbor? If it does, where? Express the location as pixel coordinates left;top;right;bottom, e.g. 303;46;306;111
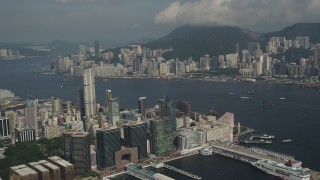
0;58;319;180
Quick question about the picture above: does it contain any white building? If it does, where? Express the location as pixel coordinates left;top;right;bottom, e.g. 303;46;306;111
83;67;96;117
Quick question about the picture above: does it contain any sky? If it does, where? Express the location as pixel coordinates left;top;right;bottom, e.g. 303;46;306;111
0;0;319;47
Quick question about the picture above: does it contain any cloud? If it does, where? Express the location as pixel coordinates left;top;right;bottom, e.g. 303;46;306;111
55;0;126;5
56;0;96;4
155;0;320;30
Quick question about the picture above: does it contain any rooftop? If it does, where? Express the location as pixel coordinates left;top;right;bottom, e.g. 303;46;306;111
71;132;89;137
32;165;49;172
48;156;73;167
10;164;37;176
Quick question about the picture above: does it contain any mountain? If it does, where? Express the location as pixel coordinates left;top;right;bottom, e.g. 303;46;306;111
145;25;261;59
145;23;320;59
0;42;51;57
264;23;320;43
49;40;79;55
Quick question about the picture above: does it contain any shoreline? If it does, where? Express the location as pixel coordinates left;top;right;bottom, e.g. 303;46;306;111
39;71;320;86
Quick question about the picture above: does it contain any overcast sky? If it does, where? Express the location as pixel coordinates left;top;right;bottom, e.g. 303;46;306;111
0;0;319;46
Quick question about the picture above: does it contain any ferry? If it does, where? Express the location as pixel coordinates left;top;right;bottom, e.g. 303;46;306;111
251;159;310;180
200;147;213;155
251;134;275;139
261;134;275;139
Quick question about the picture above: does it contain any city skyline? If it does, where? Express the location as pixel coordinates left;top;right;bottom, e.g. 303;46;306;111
0;0;319;46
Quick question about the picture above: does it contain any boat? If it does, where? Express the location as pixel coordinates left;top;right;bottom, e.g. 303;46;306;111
247;90;255;94
241;139;272;144
251;159;310;180
261;133;275;139
200;147;213;155
279;97;286;100
228;92;235;95
283;139;292;143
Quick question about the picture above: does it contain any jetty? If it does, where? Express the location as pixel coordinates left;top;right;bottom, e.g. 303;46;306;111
163;163;202;180
209;142;320;180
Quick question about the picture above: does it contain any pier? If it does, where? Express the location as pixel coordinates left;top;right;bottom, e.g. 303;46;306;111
209;142;320;180
210;142;299;164
163;163;202;180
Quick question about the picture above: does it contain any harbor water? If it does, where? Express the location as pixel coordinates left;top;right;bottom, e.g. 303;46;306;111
0;58;319;179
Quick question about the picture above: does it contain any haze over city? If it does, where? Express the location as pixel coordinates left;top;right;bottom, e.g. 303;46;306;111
0;0;319;45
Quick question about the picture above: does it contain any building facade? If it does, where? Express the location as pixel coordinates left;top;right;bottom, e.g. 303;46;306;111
83;67;96;117
123;123;147;160
96;128;121;169
150;118;174;156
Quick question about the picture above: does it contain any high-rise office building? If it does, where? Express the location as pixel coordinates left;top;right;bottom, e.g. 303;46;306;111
96;128;121;169
105;90;112;106
71;132;91;175
137;97;146;116
158;99;166;118
79;45;86;56
77;87;85;117
94;40;99;55
25;96;38;136
52;98;62;113
83;67;96;117
158;96;176;131
150;118;174;156
123;123;147;160
63;130;76;162
5;110;17;133
0;117;10;138
107;98;120;127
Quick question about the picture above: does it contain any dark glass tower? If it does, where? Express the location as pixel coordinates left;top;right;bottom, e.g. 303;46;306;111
123;123;147;160
96;128;121;169
137;97;146;115
150;118;174;156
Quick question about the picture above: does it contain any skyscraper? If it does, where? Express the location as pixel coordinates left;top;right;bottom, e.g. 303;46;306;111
63;130;76;162
137;97;146;116
77;87;85;117
52;98;62;113
71;132;91;175
107;98;120;127
123;123;147;160
105;90;112;106
158;95;176;131
96;128;121;169
150;118;174;156
5;111;17;133
25;96;38;136
94;40;99;55
83;67;96;117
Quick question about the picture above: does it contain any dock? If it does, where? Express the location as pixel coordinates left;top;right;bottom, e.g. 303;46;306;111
209;142;320;180
163;163;202;180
